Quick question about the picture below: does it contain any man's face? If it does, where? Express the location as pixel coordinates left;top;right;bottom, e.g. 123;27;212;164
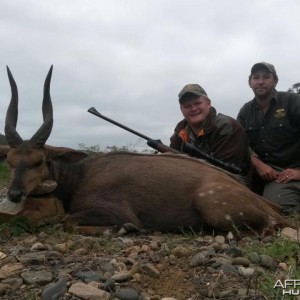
249;70;278;98
180;95;211;127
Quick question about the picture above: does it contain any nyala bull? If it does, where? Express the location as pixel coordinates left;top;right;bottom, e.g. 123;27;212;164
0;66;291;234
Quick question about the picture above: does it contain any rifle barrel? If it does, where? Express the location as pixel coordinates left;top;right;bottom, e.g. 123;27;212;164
88;107;152;141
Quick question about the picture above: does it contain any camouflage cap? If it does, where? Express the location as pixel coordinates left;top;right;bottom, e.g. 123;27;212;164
251;62;277;78
178;84;207;104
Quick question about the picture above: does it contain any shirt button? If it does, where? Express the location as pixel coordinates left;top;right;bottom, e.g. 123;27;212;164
262;139;266;142
261;126;264;129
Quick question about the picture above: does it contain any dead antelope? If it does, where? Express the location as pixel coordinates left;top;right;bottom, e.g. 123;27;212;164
0;66;291;234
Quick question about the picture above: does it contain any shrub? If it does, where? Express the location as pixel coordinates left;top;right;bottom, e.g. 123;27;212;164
0;161;9;184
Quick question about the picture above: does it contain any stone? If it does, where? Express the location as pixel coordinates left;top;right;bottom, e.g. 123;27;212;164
103;278;115;292
114;287;140;300
171;246;192;258
68;282;110;300
42;278;67;300
208;256;232;268
189;251;208;267
248;252;261;264
111;271;132;282
220;264;239;275
0;283;8;296
206;246;217;257
23;235;39;245
214;235;226;244
225;246;243;257
259;255;277;269
149;241;159;250
237;266;255;278
31;242;47;251
0;196;24;215
237;288;263;297
0;252;7;260
54;241;74;253
140;263;160;278
232;257;251;267
278;262;288;271
19;252;47;265
76;270;102;282
0;262;24;279
21;270;53;285
281;227;300;242
1;277;23;288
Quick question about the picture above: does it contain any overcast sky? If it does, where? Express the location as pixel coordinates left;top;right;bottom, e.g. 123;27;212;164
0;0;299;151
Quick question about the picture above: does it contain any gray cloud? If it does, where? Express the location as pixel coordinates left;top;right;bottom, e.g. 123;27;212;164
1;0;300;150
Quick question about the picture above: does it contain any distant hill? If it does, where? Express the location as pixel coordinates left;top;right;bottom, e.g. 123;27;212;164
0;133;7;145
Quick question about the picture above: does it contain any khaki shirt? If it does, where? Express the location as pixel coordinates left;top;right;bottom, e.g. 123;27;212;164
237;90;300;168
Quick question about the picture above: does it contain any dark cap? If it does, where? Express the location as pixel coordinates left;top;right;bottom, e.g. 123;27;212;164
178;84;207;104
251;62;277;78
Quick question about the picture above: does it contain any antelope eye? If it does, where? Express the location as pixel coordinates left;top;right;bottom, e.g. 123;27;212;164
34;160;43;168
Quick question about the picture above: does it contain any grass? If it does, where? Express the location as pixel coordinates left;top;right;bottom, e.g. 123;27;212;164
0;216;32;236
0;161;9;184
240;233;300;299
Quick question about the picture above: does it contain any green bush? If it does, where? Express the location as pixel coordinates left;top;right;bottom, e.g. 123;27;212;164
0;216;32;236
0;161;9;183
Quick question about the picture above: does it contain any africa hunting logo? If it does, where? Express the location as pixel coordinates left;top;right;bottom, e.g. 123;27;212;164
274;279;300;295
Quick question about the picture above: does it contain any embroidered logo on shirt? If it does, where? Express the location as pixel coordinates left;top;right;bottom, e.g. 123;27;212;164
274;108;286;119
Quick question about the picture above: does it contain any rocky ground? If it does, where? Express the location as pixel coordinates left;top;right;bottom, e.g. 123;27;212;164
0;185;299;300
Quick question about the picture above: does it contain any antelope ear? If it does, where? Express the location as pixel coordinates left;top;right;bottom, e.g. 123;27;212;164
0;145;10;161
45;145;88;162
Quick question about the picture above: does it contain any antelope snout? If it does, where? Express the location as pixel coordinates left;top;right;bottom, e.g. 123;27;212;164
8;188;25;203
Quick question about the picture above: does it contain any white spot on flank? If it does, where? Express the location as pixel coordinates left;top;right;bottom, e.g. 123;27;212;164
199;193;206;197
239;212;244;216
208;190;214;194
217;186;223;190
225;215;232;220
222;202;227;205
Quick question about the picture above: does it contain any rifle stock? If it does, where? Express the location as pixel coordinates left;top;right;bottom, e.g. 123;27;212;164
88;107;241;174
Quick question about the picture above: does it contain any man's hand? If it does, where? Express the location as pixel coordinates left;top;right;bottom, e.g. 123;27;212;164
276;168;300;183
251;155;279;181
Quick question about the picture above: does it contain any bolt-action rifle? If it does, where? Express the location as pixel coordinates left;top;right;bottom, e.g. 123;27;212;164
88;107;242;174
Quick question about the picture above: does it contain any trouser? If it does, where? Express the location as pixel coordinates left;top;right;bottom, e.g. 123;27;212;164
252;165;300;213
263;180;300;213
